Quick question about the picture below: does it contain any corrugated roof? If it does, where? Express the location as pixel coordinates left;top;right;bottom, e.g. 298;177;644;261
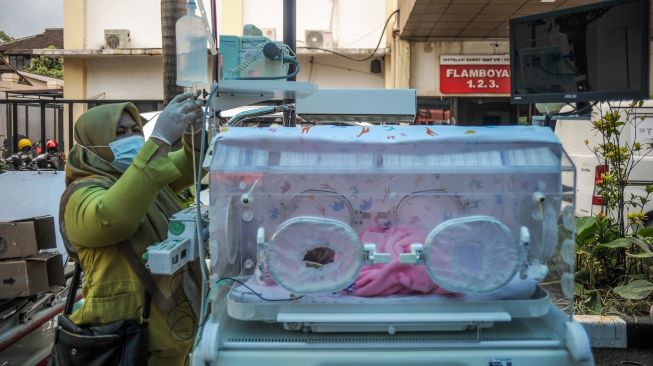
0;28;63;55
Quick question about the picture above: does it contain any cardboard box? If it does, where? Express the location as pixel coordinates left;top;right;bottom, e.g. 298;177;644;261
0;252;65;299
0;216;56;260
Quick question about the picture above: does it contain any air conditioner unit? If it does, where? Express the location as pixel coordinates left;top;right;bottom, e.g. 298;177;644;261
104;29;130;49
305;30;334;49
260;27;277;41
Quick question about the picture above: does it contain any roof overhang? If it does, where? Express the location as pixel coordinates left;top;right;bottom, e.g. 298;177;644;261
33;48;163;58
399;0;612;41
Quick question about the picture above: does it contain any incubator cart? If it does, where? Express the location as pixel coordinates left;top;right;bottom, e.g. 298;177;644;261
186;102;593;365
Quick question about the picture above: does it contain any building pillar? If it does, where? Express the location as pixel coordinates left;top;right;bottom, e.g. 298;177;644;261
220;0;243;36
63;0;87;152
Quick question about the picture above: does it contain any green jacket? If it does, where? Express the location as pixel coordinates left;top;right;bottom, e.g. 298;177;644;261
63;138;201;365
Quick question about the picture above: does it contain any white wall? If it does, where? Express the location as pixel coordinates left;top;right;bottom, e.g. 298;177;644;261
296;55;384;88
242;0;387;49
86;0;214;49
410;41;509;96
86;57;164;99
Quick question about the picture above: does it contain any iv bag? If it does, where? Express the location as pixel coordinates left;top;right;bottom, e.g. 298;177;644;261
176;0;208;87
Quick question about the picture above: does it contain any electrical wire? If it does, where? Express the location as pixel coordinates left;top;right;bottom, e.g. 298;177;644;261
167;267;197;342
195;84;219;327
298;9;399;62
217;277;305;302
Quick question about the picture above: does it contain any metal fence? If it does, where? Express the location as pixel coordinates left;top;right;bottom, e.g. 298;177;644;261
0;98;163;156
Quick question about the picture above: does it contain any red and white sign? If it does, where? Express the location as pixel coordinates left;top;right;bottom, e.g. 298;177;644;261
440;55;510;94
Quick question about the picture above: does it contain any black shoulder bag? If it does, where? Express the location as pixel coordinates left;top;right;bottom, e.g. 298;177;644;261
47;256;152;366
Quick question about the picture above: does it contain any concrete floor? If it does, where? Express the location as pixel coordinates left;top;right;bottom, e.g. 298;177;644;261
0;320;53;366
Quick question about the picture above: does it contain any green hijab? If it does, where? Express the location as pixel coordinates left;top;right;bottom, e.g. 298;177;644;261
66;102;141;184
65;103;182;219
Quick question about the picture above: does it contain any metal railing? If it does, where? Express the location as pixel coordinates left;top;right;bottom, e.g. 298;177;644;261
1;98;163;155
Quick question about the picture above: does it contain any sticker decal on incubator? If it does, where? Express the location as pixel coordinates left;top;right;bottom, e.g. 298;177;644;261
488;359;512;366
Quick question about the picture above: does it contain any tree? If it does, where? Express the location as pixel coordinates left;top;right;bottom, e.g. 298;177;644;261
0;30;13;44
161;0;185;105
26;45;63;79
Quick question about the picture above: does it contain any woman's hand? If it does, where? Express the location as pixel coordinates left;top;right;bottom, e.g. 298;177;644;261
151;91;203;145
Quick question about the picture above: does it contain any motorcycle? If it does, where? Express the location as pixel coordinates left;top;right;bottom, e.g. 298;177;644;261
33;152;65;171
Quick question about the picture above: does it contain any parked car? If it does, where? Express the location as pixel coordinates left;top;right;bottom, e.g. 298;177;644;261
554;101;653;224
140;106;373;139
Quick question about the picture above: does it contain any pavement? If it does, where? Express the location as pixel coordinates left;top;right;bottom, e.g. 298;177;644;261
0;320;52;366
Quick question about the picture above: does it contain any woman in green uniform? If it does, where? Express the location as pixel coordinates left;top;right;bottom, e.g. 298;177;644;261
60;92;205;365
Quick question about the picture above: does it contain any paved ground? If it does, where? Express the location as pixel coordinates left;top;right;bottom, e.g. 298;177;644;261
593;348;653;366
0;320;53;366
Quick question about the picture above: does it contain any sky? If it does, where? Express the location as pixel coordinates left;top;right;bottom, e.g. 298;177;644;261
0;0;63;39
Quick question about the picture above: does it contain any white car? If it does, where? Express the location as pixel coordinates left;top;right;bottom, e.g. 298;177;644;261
140;106;372;139
554;101;653;224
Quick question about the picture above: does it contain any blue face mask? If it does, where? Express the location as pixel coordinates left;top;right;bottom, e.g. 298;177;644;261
109;135;145;171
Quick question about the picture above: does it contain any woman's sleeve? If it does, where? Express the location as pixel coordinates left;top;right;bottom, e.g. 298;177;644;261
167;133;206;193
64;140;182;247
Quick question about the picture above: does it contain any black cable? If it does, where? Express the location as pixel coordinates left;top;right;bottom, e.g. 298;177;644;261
299;9;399;62
218;277;305;302
167;267;198;342
621;362;647;366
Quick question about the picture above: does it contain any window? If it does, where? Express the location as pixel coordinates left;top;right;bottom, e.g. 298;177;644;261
8;55;30;70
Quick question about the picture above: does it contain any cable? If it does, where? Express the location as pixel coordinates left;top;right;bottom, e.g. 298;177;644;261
217;277;305;302
167;267;197;342
195;84;218;325
298;9;399;62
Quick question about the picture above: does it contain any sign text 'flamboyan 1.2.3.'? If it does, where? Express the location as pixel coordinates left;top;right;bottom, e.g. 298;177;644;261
439;55;511;94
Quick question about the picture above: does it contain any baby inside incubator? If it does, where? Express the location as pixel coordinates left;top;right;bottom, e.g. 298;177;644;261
254;180;535;299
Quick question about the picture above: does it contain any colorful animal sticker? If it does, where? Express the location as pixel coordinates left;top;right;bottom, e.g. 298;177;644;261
280;181;291;193
269;208;280;220
470;179;484;189
359;198;373;211
357;127;370;138
330;200;346;212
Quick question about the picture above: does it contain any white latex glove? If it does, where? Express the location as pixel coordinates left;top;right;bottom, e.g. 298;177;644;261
184;107;205;134
151;91;203;145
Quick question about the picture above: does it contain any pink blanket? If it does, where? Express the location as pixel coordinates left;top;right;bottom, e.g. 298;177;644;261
352;225;457;297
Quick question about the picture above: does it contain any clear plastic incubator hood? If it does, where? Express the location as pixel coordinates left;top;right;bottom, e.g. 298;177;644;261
191;123;594;366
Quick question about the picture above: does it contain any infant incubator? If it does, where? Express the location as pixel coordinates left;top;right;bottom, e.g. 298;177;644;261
193;122;592;365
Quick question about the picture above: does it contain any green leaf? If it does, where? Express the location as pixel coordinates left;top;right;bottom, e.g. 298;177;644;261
614;280;653;300
639;227;653;237
576;216;598;241
629;236;651;252
626;252;653;259
598;238;631;249
585;290;604;314
575;271;590;283
574;282;587;297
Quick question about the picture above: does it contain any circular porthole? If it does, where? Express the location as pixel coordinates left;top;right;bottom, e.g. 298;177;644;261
423;216;520;293
267;217;362;294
